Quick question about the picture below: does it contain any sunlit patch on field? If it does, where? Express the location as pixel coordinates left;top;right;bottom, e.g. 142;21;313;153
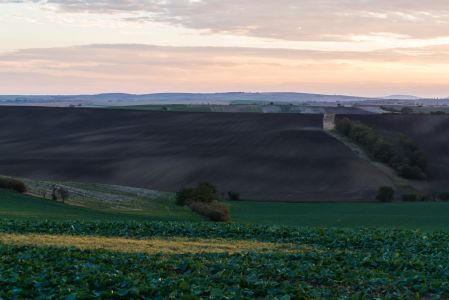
0;233;300;254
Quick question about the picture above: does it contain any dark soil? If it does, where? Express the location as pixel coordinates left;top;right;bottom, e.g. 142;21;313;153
0;107;392;201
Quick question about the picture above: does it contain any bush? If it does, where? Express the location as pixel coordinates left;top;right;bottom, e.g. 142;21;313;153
0;177;27;194
430;111;446;115
376;187;395;202
439;193;449;201
400;165;427;180
176;183;231;222
176;189;192;206
176;182;217;206
402;194;418;202
189;201;230;222
418;194;430;202
372;139;395;163
228;191;240;201
408;150;427;171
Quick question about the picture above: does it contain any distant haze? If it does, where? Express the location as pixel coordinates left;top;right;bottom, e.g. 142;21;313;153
0;92;371;106
4;92;447;108
381;95;422;100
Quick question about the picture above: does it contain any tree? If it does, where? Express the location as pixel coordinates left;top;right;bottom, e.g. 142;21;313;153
228;191;240;201
400;165;426;180
376;187;395;202
439;193;449;201
58;188;69;204
51;185;58;201
51;186;70;203
40;189;47;199
176;182;217;206
372;139;394;163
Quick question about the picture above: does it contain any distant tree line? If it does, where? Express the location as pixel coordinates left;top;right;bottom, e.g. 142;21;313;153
336;118;428;180
380;105;448;115
430;111;447;115
376;187;449;202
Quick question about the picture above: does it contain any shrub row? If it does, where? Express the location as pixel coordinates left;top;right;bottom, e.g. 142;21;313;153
376;187;449;202
402;192;449;202
336;118;428;180
439;192;449;201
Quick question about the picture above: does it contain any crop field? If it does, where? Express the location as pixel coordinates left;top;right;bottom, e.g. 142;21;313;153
0;106;393;201
2;183;449;298
0;219;448;298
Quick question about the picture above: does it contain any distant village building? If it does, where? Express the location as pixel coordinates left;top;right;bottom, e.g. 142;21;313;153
323;113;336;131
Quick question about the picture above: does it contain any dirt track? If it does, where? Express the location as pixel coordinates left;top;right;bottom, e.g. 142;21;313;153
0;107;393;201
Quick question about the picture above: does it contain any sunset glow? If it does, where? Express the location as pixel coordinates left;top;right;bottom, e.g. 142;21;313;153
1;1;449;97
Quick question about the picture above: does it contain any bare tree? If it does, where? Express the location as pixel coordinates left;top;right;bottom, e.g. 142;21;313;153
50;185;70;203
51;185;58;201
58;188;69;204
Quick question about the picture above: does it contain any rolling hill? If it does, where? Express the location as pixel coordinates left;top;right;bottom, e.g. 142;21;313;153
0;106;393;201
344;114;449;193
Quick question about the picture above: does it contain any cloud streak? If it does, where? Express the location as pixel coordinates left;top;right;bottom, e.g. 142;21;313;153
2;0;449;42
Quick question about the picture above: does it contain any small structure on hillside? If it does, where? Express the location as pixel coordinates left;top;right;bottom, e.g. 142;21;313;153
323;113;336;131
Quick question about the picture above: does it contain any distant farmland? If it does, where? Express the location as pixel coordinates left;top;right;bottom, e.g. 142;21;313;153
0;106;395;201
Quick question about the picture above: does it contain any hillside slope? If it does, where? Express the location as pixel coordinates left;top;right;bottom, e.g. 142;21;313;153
344;114;449;193
0;107;393;201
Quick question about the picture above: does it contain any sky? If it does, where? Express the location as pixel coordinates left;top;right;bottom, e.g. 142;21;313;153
1;1;449;97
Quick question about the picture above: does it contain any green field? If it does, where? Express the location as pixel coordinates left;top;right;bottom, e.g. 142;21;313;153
231;201;449;230
0;189;198;222
1;189;449;298
2;189;449;230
